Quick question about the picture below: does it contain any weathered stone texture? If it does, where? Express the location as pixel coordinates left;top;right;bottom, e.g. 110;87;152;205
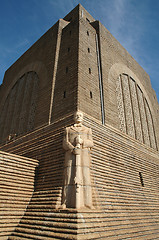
0;72;39;141
51;19;79;122
0;115;159;239
0;19;69;142
96;20;159;148
0;151;38;240
0;3;159;240
78;18;102;122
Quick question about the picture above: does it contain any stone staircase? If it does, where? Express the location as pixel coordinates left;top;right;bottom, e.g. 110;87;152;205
0;151;38;240
1;117;159;239
8;203;104;240
8;181;101;240
8;207;159;240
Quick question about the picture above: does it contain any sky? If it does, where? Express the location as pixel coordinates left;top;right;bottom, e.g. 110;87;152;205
0;0;159;102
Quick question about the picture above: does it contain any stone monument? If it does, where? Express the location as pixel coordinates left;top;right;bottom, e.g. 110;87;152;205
62;110;94;209
0;4;159;240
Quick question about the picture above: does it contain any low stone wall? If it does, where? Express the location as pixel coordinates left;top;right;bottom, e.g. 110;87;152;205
0;151;38;240
0;114;159;239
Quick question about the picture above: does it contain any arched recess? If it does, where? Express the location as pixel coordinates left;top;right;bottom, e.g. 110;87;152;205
0;61;48;142
108;63;158;150
0;61;48;113
0;71;39;142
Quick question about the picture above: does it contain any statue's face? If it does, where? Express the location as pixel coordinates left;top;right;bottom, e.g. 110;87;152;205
74;111;83;124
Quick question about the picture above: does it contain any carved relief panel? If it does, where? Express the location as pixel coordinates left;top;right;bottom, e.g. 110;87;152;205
116;74;157;150
0;71;39;142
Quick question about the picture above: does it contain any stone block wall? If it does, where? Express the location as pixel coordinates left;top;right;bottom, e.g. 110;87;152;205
51;18;79;122
0;151;38;240
0;4;159;239
78;17;102;122
0;114;159;239
0;19;69;143
0;3;158;150
96;20;159;149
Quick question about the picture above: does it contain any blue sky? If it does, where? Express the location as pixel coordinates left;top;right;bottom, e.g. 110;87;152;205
0;0;159;102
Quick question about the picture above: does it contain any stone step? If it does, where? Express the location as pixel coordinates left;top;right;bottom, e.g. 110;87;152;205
24;211;79;218
17;220;78;230
0;233;13;240
0;201;32;208
31;196;60;202
0;160;37;172
21;216;78;224
0;227;17;236
0;169;35;178
77;230;159;240
1;188;34;195
32;189;62;196
17;217;159;232
0;178;35;188
1;210;28;216
26;204;58;210
0;185;34;193
8;236;36;240
12;224;77;236
0;195;32;201
27;200;60;206
1;202;32;211
77;223;159;237
0;166;36;177
21;213;159;224
8;231;75;240
118;232;159;240
0;218;25;224
0;152;38;166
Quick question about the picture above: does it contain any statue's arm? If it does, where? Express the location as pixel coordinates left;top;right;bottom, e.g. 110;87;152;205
63;127;74;151
83;128;94;148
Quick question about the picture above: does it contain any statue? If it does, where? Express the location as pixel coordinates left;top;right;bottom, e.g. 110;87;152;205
61;111;94;209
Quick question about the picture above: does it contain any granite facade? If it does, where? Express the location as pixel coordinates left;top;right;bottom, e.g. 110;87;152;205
0;4;159;240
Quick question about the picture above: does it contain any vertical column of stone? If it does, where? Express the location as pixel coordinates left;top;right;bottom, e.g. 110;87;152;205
121;74;135;138
27;72;39;131
0;97;9;141
2;84;18;140
116;75;126;133
135;83;145;144
9;84;19;134
10;74;26;136
144;98;157;150
137;86;150;147
129;77;143;142
18;72;34;135
9;84;19;135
